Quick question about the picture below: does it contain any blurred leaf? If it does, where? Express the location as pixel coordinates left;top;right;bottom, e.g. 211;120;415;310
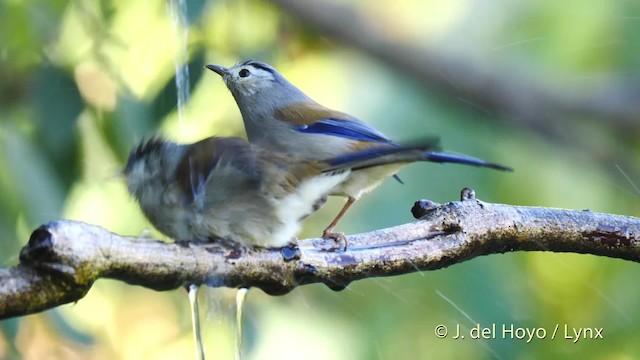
105;93;155;160
0;0;68;69
0;68;28;111
620;3;640;68
31;66;83;186
2;128;66;226
0;318;19;357
98;0;116;22
48;309;95;345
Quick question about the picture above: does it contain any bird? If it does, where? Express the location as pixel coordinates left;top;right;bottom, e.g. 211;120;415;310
123;136;441;248
205;60;513;239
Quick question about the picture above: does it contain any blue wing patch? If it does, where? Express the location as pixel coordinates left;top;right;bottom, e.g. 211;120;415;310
293;118;395;144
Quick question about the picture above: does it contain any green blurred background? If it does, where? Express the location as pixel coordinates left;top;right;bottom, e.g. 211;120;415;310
1;0;640;358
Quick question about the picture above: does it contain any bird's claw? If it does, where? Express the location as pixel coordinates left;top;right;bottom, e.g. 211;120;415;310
280;242;301;261
321;232;348;252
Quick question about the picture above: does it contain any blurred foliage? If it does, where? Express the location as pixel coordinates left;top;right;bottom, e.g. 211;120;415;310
1;0;640;359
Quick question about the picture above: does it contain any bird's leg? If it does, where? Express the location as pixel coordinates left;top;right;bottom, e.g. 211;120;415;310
322;197;356;251
322;197;356;236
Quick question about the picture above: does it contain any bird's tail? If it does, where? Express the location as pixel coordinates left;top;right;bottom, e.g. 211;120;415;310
323;145;512;173
321;143;435;173
421;151;512;171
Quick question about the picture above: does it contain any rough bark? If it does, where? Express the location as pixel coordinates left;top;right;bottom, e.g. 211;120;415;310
2;190;639;320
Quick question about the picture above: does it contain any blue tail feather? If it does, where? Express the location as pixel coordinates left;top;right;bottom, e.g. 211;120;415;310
423;152;513;171
322;145;512;173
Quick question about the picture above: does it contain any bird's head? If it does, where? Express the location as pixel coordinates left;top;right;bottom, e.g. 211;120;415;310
124;137;166;176
123;137;190;202
206;60;281;97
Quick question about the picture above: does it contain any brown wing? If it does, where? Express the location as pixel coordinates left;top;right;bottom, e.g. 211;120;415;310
173;137;263;203
253;146;324;200
274;101;354;126
173;136;323;205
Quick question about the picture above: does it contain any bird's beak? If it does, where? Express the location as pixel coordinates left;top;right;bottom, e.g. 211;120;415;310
205;64;228;76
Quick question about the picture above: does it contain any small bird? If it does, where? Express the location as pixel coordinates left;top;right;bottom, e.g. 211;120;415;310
123;136;440;248
206;60;512;238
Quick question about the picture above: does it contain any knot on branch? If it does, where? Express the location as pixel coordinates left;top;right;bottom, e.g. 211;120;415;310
20;226;57;264
4;188;640;320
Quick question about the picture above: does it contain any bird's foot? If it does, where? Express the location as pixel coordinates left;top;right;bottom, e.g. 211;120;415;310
321;231;348;252
280;242;301;261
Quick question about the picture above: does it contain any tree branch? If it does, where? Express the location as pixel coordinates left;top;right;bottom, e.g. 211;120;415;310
2;190;640;320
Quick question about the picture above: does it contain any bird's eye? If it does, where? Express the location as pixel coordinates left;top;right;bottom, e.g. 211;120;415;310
239;69;250;78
